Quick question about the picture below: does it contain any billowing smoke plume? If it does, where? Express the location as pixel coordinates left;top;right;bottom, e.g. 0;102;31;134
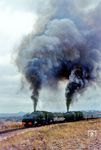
16;0;101;111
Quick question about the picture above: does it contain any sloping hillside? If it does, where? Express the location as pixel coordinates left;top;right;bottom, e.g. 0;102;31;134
0;119;101;150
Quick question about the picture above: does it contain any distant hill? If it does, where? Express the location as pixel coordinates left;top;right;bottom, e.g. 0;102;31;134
82;110;101;118
0;112;26;118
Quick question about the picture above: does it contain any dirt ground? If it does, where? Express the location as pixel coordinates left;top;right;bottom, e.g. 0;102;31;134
0;119;101;150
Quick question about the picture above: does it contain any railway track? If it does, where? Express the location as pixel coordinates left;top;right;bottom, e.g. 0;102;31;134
0;127;31;142
0;119;88;136
0;121;68;141
0;127;25;135
0;123;57;136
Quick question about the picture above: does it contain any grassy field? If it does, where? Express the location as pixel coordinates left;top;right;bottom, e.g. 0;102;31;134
0;119;101;150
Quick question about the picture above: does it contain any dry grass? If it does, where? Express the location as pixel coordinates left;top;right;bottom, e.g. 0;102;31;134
0;119;101;150
0;121;22;131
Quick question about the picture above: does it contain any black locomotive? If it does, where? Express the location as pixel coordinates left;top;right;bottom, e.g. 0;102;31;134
22;111;84;127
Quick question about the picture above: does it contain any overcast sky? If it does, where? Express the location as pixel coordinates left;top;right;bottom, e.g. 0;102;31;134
0;0;101;113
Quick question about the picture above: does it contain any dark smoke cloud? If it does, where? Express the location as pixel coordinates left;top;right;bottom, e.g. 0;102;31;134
16;0;101;111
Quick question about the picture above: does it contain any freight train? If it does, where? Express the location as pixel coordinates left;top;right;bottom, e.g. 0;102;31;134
22;111;84;127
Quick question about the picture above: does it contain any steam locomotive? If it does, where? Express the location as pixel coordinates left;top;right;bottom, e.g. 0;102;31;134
22;111;84;127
